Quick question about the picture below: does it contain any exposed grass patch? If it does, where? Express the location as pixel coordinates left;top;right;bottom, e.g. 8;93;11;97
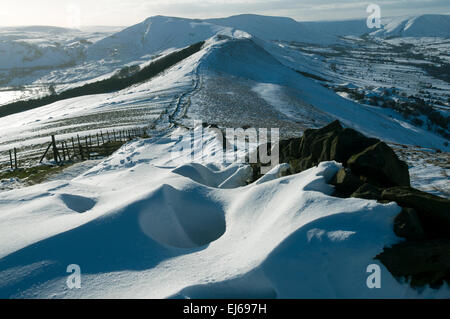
0;164;75;186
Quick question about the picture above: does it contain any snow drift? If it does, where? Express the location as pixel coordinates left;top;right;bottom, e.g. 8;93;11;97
0;128;448;298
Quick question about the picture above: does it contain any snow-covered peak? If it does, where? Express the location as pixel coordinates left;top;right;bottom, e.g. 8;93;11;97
206;14;335;44
87;16;232;61
86;14;336;62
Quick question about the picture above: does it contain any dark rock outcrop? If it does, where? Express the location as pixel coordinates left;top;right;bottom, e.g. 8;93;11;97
394;208;426;240
329;126;380;166
284;120;380;174
376;240;450;288
381;187;450;239
375;187;450;289
330;168;364;198
251;120;448;290
351;183;383;200
347;142;411;187
265;121;410;190
251;120;411;191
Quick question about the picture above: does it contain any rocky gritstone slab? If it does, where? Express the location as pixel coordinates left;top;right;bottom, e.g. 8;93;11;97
347;142;411;187
252;120;409;188
375;240;450;289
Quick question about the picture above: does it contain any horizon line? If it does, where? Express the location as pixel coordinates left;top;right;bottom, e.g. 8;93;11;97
1;12;450;29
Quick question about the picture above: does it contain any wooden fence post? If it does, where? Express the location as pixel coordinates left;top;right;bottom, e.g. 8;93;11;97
72;137;77;160
9;150;13;170
14;148;18;170
85;136;90;160
51;135;60;164
64;141;70;160
77;135;84;161
61;142;66;161
39;142;52;164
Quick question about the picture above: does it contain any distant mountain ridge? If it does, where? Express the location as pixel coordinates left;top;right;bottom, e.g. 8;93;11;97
2;13;449;71
86;14;334;62
86;13;450;63
373;14;450;38
303;14;450;38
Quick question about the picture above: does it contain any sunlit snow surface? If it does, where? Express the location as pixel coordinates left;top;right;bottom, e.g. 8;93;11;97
0;127;448;298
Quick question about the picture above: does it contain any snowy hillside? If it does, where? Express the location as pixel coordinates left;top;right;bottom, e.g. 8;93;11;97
1;33;448;171
0;13;449;299
0;26;120;69
2;14;450;105
192;36;450;150
87;14;335;63
86;16;231;61
302;19;373;37
372;14;450;38
0;25;123;103
303;14;450;39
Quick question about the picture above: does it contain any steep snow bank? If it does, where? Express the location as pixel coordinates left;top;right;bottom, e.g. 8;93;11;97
0;128;448;298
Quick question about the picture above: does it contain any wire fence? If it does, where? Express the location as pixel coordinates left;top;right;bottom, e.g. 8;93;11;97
1;126;149;171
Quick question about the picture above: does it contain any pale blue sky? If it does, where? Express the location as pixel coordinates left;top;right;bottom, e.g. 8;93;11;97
1;0;449;27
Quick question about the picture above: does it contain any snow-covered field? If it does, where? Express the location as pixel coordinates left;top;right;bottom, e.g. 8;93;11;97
0;13;449;298
1;127;448;298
